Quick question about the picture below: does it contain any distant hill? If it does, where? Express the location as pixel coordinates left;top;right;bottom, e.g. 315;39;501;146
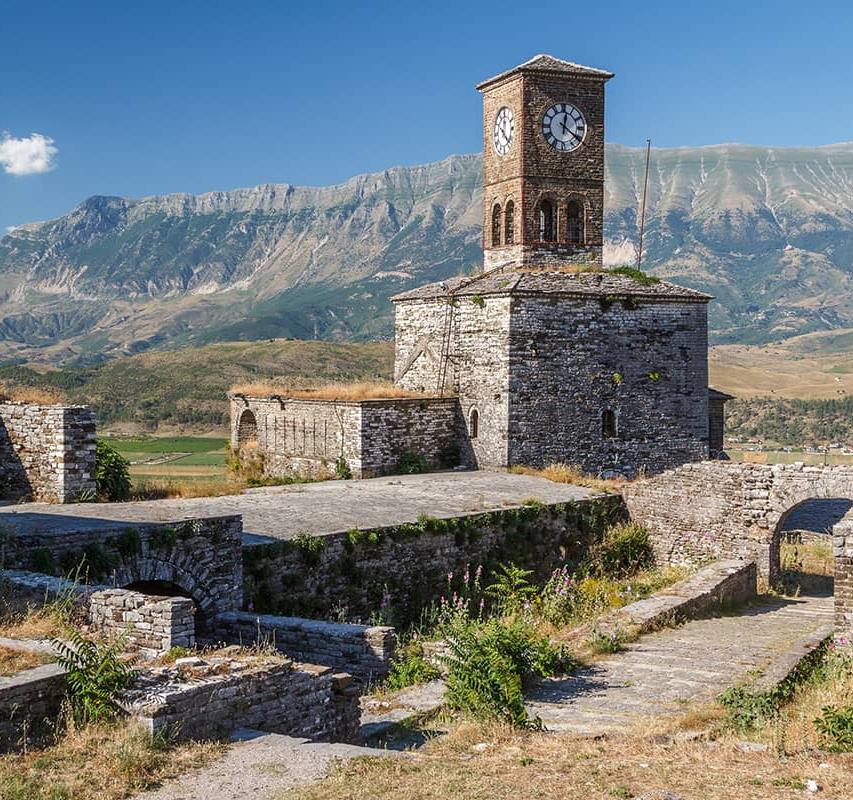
3;143;853;363
0;340;394;430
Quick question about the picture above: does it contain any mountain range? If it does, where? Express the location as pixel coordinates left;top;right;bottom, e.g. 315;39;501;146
2;142;853;364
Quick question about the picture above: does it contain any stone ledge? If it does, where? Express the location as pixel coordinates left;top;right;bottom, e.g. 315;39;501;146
751;623;834;694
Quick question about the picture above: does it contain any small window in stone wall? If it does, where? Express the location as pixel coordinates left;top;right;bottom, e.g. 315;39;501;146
469;407;479;439
505;200;515;244
491;203;502;246
602;409;617;439
538;200;556;242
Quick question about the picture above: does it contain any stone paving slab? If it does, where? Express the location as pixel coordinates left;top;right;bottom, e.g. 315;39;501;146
131;728;401;800
527;593;834;734
0;471;591;544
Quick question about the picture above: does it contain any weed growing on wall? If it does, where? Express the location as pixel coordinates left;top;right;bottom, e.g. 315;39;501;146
95;441;131;501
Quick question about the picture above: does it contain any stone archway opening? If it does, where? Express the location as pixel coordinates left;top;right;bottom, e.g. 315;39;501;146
237;409;258;447
772;498;850;598
123;579;196;602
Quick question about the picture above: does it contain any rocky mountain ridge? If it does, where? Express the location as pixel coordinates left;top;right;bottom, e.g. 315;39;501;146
2;143;853;363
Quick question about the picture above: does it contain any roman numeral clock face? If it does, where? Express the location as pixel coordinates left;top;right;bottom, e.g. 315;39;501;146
542;103;586;151
493;107;514;156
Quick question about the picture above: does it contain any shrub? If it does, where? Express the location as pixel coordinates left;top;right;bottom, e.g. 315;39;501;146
396;451;428;474
384;642;440;692
587;627;629;655
334;455;352;480
95;440;131;501
814;705;853;752
585;522;654;578
52;629;132;724
609;265;661;286
485;563;537;615
718;685;781;732
440;617;571;727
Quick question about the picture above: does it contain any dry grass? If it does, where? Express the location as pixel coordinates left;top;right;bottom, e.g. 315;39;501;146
0;719;225;800
0;383;65;405
281;720;853;800
129;477;248;500
230;380;431;401
0;645;50;676
508;463;625;494
0;606;72;641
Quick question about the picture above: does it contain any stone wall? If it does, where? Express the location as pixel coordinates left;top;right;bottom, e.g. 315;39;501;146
507;296;708;477
214;612;394;681
129;657;360;743
243;495;626;624
625;461;853;581
2;515;243;631
229;395;467;479
833;517;853;640
89;589;195;658
394;295;512;467
0;403;96;503
0;661;66;752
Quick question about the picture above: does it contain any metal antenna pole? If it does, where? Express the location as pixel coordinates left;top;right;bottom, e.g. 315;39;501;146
636;138;651;270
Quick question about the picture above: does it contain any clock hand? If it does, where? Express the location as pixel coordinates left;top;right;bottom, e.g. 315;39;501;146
560;113;569;135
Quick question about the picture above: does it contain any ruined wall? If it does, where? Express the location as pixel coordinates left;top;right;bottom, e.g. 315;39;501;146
229;395;465;479
215;612;395;681
833;517;853;640
89;589;195;658
507;296;708;477
242;495;626;623
130;659;360;743
0;662;66;752
0;403;96;502
3;515;243;631
394;295;512;467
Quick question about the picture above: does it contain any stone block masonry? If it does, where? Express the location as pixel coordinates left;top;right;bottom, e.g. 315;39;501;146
89;589;195;658
833;517;853;640
128;655;360;743
214;612;395;681
0;661;66;752
0;403;96;502
2;515;243;633
242;494;626;624
230;395;466;479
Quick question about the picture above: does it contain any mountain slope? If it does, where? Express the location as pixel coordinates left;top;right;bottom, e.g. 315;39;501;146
3;143;853;363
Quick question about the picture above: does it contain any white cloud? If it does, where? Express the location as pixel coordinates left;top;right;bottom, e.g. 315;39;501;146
0;133;58;176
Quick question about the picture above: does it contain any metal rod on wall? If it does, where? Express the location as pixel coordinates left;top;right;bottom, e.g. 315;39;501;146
636;138;651;270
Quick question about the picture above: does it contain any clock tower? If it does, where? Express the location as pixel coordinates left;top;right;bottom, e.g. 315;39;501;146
477;54;613;272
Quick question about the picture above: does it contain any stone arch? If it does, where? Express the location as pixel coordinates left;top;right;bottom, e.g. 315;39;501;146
537;198;556;242
468;406;480;440
504;199;515;245
491;203;502;247
237;409;258;447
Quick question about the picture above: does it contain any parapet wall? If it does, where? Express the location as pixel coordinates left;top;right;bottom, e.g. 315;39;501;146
0;660;66;752
230;394;466;479
0;403;96;502
215;611;395;681
243;494;626;624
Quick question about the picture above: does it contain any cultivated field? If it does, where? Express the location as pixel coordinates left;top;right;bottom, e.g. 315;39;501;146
104;436;228;485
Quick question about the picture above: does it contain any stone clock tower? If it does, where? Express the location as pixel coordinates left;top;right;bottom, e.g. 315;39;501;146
477;54;613;272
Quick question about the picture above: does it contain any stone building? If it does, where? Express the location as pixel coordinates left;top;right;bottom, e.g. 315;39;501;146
232;53;727;479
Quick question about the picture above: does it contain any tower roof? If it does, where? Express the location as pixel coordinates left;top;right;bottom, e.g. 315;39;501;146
391;270;711;303
476;54;614;91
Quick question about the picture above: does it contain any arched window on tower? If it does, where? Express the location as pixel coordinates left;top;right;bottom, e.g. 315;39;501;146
504;200;515;245
491;204;502;247
469;407;479;440
538;200;555;242
602;409;617;440
567;199;584;245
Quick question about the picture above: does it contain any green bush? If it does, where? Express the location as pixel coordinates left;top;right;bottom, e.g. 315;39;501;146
334;455;352;480
585;522;654;578
441;617;571;727
485;563;537;615
384;643;441;692
396;451;428;474
95;440;131;501
52;629;132;724
814;705;853;752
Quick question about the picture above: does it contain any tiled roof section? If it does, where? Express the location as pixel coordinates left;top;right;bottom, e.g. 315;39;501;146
391;270;712;303
476;54;614;90
708;387;736;401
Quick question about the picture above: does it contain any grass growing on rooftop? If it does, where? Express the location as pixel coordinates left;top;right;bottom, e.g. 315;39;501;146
508;463;625;494
0;645;50;676
229;380;431;401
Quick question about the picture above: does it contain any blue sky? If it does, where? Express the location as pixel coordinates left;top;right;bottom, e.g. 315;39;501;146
2;0;852;234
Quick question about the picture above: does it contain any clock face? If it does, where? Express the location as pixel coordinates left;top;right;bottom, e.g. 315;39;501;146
493;107;514;156
542;103;586;152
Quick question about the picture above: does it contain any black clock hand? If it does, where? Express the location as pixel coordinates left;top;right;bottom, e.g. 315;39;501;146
560;113;569;135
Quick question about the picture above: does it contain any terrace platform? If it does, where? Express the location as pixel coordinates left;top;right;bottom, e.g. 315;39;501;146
0;471;592;545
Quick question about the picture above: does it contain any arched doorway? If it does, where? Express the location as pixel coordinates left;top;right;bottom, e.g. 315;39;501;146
124;579;196;601
773;498;850;597
237;409;258;446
